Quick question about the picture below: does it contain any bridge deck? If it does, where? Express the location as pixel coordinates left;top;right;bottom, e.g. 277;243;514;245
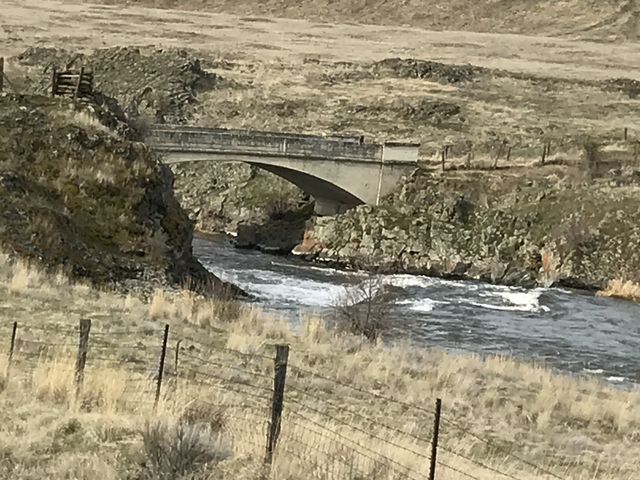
148;125;419;165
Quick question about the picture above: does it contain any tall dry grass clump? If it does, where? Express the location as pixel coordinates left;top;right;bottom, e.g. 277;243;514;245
597;278;640;302
32;358;77;404
8;260;44;293
148;288;242;325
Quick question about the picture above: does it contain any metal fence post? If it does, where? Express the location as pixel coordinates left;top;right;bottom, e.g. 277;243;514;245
266;344;289;465
5;321;17;380
428;398;442;480
0;57;4;93
154;324;170;411
74;319;91;401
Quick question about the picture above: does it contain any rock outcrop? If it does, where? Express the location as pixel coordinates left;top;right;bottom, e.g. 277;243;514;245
295;170;640;290
0;94;238;295
171;162;312;252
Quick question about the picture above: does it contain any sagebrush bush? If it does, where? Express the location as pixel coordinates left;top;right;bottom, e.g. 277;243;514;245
141;419;231;479
180;401;226;432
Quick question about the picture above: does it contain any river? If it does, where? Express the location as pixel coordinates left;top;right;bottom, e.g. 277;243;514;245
194;236;640;385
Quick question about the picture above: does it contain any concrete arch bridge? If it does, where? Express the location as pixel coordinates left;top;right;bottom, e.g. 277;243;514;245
146;125;419;215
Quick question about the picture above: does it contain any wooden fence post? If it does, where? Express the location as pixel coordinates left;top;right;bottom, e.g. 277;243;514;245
428;398;442;480
154;324;170;411
541;143;547;165
507;146;512;164
51;68;57;97
73;67;84;101
0;57;4;93
74;319;91;401
624;127;628;141
5;321;17;380
441;150;446;172
266;344;289;465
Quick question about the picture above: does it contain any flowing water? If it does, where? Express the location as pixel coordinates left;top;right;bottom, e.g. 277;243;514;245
195;237;640;385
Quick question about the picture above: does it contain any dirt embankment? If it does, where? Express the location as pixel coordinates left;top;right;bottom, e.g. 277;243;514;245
14;46;226;125
0;93;237;295
91;0;639;39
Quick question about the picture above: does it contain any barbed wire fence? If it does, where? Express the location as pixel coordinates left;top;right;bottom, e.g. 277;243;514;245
1;319;569;480
431;130;640;173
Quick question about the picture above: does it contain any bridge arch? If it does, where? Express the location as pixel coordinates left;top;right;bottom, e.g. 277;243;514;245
147;126;419;215
249;161;364;215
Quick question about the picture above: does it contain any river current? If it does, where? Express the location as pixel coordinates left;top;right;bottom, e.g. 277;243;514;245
194;237;640;385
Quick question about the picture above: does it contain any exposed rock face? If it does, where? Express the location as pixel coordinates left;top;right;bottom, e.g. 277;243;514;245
171;162;312;252
297;171;640;290
0;94;238;295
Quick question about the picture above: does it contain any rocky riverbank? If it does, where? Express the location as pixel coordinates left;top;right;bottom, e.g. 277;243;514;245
171;161;312;253
0;93;237;296
294;167;640;291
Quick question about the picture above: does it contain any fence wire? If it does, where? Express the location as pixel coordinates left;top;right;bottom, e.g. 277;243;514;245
0;320;570;480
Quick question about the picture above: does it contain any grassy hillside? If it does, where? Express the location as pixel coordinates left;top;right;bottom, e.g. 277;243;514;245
0;94;232;294
93;0;639;39
0;257;639;479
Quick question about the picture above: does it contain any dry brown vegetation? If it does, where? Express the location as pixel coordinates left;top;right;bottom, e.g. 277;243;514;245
88;0;638;40
597;279;640;302
4;1;639;175
0;256;639;479
1;3;640;475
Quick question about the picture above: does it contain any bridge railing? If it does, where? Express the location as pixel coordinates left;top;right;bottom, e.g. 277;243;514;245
147;126;419;165
147;126;383;163
150;124;366;144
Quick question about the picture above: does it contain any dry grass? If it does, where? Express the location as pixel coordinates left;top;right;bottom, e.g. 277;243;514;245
0;257;639;479
4;0;640;175
62;110;113;135
597;278;640;302
88;0;631;39
4;0;640;80
8;260;45;293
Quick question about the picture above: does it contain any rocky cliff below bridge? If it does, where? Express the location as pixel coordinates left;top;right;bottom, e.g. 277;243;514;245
295;169;640;290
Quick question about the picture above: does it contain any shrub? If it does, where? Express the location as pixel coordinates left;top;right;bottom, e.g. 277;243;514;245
333;275;393;342
180;401;226;432
141;419;231;479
